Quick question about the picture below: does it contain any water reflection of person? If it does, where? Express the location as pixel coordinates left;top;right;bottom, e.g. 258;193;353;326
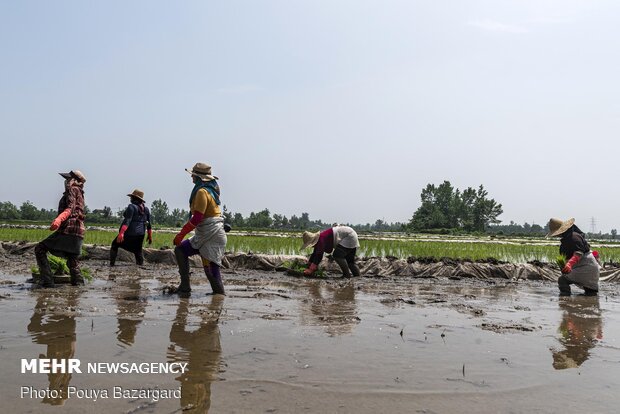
115;279;147;346
552;295;603;370
168;296;223;413
27;289;81;405
300;281;359;336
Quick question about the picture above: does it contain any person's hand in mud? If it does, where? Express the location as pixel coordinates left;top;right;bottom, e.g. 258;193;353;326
304;262;318;276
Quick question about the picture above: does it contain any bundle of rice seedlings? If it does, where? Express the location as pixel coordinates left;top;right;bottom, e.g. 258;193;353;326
556;255;566;269
31;254;92;282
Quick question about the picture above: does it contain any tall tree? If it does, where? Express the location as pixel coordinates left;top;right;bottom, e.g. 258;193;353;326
19;201;40;220
150;199;170;226
409;181;502;232
0;201;20;220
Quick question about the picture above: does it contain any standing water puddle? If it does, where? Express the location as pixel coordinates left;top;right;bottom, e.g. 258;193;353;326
0;271;619;413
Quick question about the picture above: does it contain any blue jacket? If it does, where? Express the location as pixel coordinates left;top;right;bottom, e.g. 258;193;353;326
120;202;152;236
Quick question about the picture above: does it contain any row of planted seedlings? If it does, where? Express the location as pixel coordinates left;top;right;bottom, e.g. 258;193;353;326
2;228;620;264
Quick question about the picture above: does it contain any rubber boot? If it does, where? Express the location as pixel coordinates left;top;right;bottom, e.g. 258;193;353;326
109;247;118;267
334;257;352;278
583;287;598;296
558;275;572;296
34;243;55;288
68;256;84;286
205;263;225;295
135;250;144;266
348;259;361;277
174;246;191;294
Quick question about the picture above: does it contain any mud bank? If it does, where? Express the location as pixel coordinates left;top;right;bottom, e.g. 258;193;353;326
3;241;620;283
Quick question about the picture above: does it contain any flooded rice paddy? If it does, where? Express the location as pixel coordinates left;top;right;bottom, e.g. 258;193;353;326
1;264;620;413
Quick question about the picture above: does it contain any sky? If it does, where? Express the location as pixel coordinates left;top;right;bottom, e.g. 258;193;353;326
1;0;618;232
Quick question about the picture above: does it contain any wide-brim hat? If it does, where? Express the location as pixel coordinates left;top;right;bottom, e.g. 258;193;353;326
127;189;145;202
59;170;86;183
301;231;320;250
546;217;575;237
186;162;218;182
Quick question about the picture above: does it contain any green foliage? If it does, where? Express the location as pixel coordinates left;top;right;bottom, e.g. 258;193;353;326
556;255;566;268
409;181;503;232
82;267;93;282
282;259;325;277
4;227;620;263
31;254;70;276
20;201;41;220
150;199;170;226
31;254;92;282
0;201;20;220
245;209;273;228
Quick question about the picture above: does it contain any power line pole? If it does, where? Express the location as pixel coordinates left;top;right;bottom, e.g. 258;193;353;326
590;217;597;234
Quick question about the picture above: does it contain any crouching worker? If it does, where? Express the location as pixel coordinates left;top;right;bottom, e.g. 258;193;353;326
34;170;87;287
547;217;599;296
110;189;152;266
171;163;227;295
301;225;360;278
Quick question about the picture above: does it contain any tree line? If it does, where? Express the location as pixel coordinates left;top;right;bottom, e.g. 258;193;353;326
0;200;405;231
1;180;617;238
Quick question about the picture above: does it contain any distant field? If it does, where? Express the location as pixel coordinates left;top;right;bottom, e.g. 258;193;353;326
1;226;619;263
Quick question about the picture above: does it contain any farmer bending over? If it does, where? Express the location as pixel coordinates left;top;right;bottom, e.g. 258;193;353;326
547;217;599;296
302;225;361;278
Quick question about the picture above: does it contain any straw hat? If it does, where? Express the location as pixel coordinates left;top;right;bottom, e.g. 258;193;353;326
127;189;145;202
59;170;86;183
546;217;575;237
186;162;218;182
301;231;320;249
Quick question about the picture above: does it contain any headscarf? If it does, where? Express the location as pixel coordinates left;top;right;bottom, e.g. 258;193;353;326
189;180;221;207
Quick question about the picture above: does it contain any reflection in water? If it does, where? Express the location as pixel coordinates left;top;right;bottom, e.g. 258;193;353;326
300;281;359;336
168;296;223;413
27;289;82;405
114;279;147;347
552;296;603;370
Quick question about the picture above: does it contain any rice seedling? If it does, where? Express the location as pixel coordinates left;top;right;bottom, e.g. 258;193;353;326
30;254;93;282
3;227;620;264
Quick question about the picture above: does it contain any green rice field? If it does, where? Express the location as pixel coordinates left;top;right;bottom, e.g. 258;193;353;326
2;227;620;263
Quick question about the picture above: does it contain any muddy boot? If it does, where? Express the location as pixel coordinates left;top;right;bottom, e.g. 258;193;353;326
67;257;84;286
205;263;225;295
34;243;55;288
135;250;144;266
348;260;360;277
334;257;352;278
109;247;118;267
70;272;85;286
174;246;191;295
583;287;598;296
558;275;572;296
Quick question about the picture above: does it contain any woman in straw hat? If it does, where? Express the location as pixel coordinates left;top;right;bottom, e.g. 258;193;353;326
110;189;152;266
301;225;361;278
547;217;599;296
171;163;227;295
34;170;87;287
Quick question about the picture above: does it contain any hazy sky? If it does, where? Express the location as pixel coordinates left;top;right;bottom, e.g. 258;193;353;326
1;1;618;232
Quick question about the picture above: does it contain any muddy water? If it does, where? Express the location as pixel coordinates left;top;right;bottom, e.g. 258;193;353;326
1;266;620;413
